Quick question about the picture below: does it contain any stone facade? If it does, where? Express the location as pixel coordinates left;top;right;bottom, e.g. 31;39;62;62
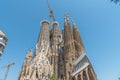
18;14;97;80
71;53;97;80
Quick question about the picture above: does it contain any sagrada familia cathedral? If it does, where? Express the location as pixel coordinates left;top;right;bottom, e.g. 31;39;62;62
18;1;97;80
18;16;97;80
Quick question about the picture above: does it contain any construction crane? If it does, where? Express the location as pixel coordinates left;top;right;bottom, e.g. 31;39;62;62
46;0;55;21
1;62;15;80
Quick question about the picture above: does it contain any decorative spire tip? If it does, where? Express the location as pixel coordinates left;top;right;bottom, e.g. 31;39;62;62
64;13;69;22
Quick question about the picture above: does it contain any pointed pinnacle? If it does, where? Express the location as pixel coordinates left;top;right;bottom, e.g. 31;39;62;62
64;13;70;23
72;18;75;26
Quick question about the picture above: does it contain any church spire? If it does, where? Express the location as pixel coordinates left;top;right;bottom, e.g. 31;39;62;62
63;14;76;80
64;14;70;25
37;20;50;50
73;19;85;57
64;14;67;23
72;19;75;27
18;50;33;80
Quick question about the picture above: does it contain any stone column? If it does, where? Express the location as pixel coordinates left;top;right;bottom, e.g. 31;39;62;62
80;71;83;80
86;68;90;80
90;68;96;80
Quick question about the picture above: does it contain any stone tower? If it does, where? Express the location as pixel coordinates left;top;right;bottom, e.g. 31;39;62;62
71;21;97;80
18;10;97;80
35;20;50;56
72;20;85;58
18;50;32;80
49;21;61;77
19;20;53;80
0;30;8;56
63;14;76;80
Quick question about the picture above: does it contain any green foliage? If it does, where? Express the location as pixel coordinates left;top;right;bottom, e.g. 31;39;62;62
111;0;120;4
50;75;57;80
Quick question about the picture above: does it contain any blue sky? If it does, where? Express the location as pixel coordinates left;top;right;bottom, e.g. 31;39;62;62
0;0;120;80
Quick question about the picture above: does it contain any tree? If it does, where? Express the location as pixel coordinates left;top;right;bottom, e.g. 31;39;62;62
111;0;120;4
50;75;57;80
